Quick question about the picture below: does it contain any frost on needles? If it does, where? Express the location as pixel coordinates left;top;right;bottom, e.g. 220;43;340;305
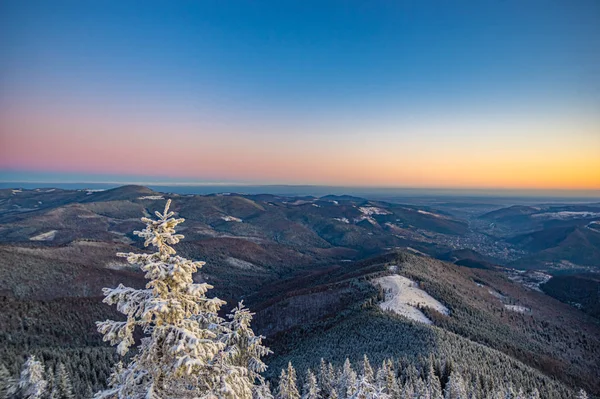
95;200;270;399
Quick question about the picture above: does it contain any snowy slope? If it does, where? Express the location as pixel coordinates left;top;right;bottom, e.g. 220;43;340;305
374;275;449;324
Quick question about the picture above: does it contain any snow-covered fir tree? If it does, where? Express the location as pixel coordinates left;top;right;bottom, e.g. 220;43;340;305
575;389;589;399
444;370;467;399
253;381;275;399
301;370;320;399
277;363;300;399
95;200;269;399
337;359;357;399
225;301;272;383
361;356;374;385
54;363;75;399
0;363;16;398
318;359;334;399
18;356;47;399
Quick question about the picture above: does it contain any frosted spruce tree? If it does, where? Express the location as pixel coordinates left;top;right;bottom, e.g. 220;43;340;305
276;363;300;399
95;200;268;399
18;356;47;399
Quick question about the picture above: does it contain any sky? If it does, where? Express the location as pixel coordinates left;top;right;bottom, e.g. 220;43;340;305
0;0;599;189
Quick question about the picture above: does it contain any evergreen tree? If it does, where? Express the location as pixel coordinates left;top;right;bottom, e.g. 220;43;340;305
55;363;74;399
254;381;275;399
45;366;57;399
338;359;357;398
361;355;374;384
444;371;467;399
318;359;333;399
19;356;47;399
277;363;300;399
301;370;320;399
94;200;267;399
426;362;443;399
0;363;16;399
575;389;589;399
225;302;272;383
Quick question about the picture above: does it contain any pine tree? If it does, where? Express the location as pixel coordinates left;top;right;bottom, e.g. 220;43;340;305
0;363;16;399
444;370;467;399
301;370;320;399
254;381;275;399
225;302;272;383
94;200;267;399
277;363;300;399
318;359;333;399
19;356;47;399
55;363;74;399
45;366;58;399
361;355;374;384
426;362;443;399
338;359;357;398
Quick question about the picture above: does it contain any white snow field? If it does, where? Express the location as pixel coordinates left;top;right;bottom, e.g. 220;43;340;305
221;215;243;222
374;275;449;324
29;230;57;241
138;195;165;200
358;206;391;215
504;305;531;313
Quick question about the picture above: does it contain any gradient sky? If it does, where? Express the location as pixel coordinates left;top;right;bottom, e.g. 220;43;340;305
1;0;599;189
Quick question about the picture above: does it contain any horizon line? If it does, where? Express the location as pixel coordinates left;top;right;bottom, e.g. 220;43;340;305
2;180;600;194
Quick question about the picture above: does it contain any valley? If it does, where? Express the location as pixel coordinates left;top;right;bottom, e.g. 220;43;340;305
0;185;599;397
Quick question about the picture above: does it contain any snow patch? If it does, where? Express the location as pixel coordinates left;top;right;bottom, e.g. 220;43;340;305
30;230;57;241
105;261;136;271
406;247;429;257
138;195;165;200
532;211;600;220
11;189;22;195
373;275;449;324
359;206;391;216
354;215;378;225
417;210;445;218
504;305;530;313
225;257;263;271
333;217;350;224
85;189;105;195
488;289;507;300
221;215;242;222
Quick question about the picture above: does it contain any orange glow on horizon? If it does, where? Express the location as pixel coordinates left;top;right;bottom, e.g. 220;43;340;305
1;104;599;190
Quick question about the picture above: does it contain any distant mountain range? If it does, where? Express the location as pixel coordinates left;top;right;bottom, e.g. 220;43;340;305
1;185;599;396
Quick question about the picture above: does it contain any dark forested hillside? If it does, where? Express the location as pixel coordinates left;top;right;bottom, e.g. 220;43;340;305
0;187;598;398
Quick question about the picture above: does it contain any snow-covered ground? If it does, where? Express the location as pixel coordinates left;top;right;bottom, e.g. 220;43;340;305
334;217;350;224
359;206;391;216
221;215;242;222
373;275;449;324
84;189;105;195
532;211;600;220
487;288;507;300
354;215;378;225
504;305;530;313
138;195;165;200
416;210;445;218
225;257;263;271
30;230;57;241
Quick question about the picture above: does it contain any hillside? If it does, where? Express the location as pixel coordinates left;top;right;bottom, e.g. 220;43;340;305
0;186;599;397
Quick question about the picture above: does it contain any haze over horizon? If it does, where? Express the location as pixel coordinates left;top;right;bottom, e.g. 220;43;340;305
1;1;599;190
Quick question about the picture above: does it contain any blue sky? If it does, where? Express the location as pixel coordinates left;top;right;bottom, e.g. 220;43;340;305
1;1;599;188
